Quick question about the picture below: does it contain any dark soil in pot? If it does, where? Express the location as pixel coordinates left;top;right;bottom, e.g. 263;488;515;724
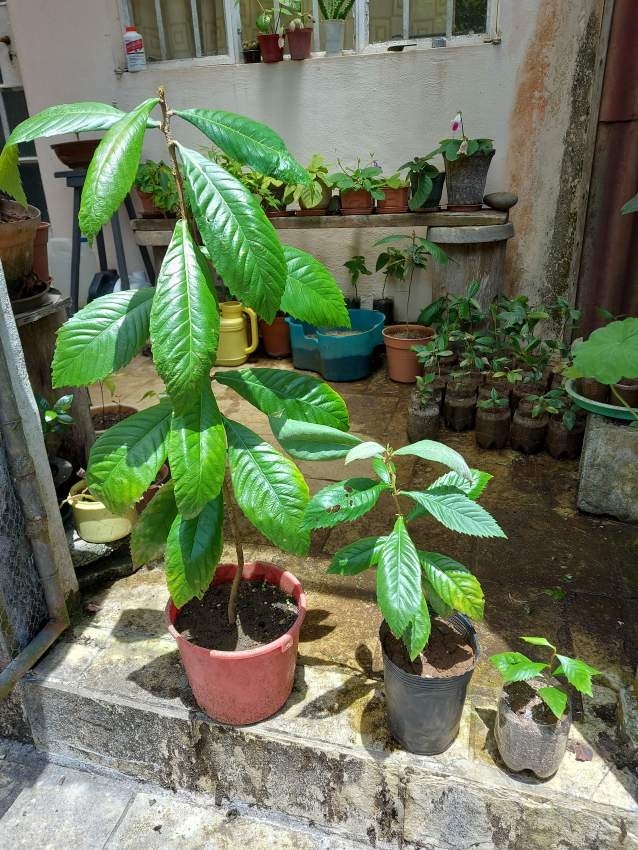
612;378;638;408
577;377;608;403
475;407;511;449
511;380;545;412
372;297;394;324
546;416;585;460
510;403;547;454
383;618;474;677
90;403;138;434
176;579;298;652
407;398;440;442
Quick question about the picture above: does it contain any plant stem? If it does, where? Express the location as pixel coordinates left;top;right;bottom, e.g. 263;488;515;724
224;476;245;625
385;452;404;519
610;384;638;422
157;86;188;223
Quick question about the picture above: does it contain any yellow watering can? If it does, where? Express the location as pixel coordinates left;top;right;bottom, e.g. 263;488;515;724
215;301;258;366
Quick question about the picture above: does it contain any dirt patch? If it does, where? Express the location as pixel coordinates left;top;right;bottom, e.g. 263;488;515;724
176;579;298;651
0;208;31;223
91;411;134;430
322;329;364;336
383;618;475;677
384;329;425;340
504;679;558;725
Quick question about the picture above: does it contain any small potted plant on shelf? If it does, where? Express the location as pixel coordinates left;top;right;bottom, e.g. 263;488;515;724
375;173;410;214
255;3;286;62
429;112;494;211
318;0;354;54
378;232;448;383
343;254;371;308
135;160;179;217
329;159;384;215
475;388;510;449
400;156;446;212
374;244;406;324
285;154;333;215
295;435;505;754
406;374;440;441
510;392;555;454
8;88;357;725
491;636;599;778
242;39;261;63
286;4;315;60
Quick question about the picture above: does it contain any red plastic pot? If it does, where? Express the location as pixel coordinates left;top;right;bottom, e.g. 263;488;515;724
260;314;291;357
287;26;312;60
376;186;409;214
258;33;284;63
340;188;373;215
166;561;307;725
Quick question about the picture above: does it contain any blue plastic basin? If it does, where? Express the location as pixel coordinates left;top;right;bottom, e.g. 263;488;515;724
286;309;385;381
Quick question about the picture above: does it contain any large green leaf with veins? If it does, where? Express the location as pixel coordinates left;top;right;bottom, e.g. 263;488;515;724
165;494;224;607
149;220;219;405
87;399;172;514
571;318;638;384
270;418;361;460
490;652;548;683
174;108;307;184
178;144;286;323
417;551;484;620
51;289;153;388
394;439;471;478
401;595;431;661
403;487;506;538
215;367;349;430
302;478;388;530
0;144;26;206
79;98;159;240
327;536;386;575
377;516;423;637
225;418;310;555
553;655;600;697
169;381;226;519
130;481;177;567
281;246;351;328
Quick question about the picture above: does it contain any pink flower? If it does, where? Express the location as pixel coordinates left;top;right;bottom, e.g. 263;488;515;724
451;112;462;133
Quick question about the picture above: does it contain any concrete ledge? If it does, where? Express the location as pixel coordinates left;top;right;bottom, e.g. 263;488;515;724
578;414;638;522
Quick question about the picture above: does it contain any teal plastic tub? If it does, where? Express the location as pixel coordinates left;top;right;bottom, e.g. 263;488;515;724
286;309;385;381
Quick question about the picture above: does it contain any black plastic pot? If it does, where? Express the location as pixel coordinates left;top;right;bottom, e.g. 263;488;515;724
380;614;479;755
411;171;445;211
345;296;361;309
242;48;261;63
372;297;394;324
445;150;495;211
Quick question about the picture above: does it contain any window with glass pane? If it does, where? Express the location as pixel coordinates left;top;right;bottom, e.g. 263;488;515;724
453;0;488;35
128;0;227;60
410;0;446;38
369;0;403;42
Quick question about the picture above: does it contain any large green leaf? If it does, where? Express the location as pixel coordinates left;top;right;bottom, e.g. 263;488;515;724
302;478;388;530
377;516;423;637
270;417;362;460
79;98;159;241
7;102;126;147
490;652;548;683
174;108;307;183
225;418;310;555
327;536;386;575
51;289;153;388
521;636;556;651
571;318;638;384
0;144;26;206
427;468;492;502
621;192;638;216
402;487;506;538
149;220;219;404
538;686;568;719
165;494;224;608
401;595;431;661
394;439;471;479
178;145;286;323
215;367;348;430
169;382;226;519
344;441;385;464
554;655;599;697
130;481;177;567
417;551;484;620
87;399;172;514
280;246;351;328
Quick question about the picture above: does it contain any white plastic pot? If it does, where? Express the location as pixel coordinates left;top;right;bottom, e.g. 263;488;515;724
68;480;136;544
323;20;345;55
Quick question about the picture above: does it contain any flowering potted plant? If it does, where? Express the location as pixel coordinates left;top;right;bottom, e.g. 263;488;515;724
430;112;494;210
286;3;315;60
255;3;286;62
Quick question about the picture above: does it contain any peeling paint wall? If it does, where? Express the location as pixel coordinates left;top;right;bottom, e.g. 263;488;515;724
6;0;609;309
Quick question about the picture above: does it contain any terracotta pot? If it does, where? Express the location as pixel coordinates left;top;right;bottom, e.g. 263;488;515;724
407;398;440;442
546;416;585;460
383;324;435;383
445;149;495;210
340;188;373;215
510;403;547;454
612;379;638;408
136;464;170;513
136;190;166;217
51;139;101;169
260;314;291;357
443;394;476;431
475;406;511;449
90;403;139;437
33;222;50;283
287;26;312;60
376;186;409;214
258;33;284;63
0;198;41;291
577;377;608;404
166;561;307;725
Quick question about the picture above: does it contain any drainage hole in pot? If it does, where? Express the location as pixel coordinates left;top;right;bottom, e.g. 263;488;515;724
383;617;474;677
176;579;298;652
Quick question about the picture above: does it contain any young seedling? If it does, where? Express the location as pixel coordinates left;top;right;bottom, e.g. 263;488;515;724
490;636;599;719
414;373;436;407
477;388;508;411
298;436;506;661
343;255;371;304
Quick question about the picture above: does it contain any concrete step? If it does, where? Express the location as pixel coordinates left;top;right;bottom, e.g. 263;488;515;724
19;603;638;850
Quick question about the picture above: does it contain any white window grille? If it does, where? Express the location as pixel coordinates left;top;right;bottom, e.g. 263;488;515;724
119;0;497;66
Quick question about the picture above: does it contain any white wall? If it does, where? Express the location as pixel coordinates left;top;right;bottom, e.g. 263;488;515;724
6;0;606;310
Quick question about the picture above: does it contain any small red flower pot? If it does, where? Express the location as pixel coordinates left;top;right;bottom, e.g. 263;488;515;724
258;33;284;63
287;27;312;60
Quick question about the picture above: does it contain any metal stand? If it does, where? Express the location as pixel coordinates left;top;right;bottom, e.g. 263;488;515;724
54;169;156;314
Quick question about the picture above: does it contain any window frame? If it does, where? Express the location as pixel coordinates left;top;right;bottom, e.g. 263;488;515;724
119;0;498;67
